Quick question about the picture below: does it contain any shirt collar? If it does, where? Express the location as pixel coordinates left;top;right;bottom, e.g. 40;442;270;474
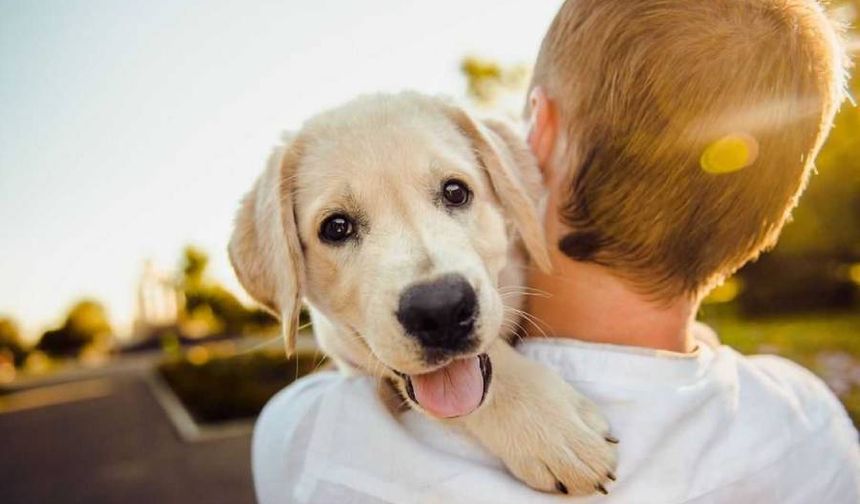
515;322;719;386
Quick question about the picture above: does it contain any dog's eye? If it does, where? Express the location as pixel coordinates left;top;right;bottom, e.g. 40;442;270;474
319;214;355;243
442;179;471;207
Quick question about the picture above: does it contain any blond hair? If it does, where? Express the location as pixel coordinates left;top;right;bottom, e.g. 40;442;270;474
531;0;848;300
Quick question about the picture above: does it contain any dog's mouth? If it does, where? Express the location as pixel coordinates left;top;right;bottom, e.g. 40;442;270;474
395;353;492;418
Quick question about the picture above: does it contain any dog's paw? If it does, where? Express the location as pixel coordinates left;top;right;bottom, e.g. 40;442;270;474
499;386;618;496
458;344;619;496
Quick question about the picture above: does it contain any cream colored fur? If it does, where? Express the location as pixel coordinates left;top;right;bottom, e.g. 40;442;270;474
229;92;617;495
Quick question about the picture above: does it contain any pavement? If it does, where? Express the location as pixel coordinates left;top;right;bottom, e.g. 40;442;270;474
0;366;256;503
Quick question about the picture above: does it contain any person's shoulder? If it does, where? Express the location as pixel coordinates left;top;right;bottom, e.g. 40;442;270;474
733;351;851;429
713;349;860;498
252;371;383;504
252;372;338;497
257;371;343;424
253;370;384;451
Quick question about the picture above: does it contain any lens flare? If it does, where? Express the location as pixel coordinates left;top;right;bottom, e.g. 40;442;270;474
700;133;759;175
704;277;742;304
187;345;210;366
849;263;860;286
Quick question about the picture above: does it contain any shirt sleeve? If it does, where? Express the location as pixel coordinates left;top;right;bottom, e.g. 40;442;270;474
744;355;860;503
252;372;339;504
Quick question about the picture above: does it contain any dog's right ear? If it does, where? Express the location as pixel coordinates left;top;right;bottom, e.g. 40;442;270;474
229;139;305;355
440;103;553;274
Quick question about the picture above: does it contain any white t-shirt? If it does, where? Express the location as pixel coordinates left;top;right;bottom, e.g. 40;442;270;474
252;324;860;504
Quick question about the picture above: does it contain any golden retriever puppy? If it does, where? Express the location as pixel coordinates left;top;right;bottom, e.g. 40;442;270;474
229;92;617;495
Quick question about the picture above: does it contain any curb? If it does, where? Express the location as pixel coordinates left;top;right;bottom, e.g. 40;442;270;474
143;371;255;443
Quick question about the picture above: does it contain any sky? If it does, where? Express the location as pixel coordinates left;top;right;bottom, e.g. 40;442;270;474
0;0;562;341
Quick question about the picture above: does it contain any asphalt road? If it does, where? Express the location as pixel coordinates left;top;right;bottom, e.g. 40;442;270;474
0;373;255;504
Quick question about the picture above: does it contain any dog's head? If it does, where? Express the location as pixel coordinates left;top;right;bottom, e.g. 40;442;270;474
229;93;550;417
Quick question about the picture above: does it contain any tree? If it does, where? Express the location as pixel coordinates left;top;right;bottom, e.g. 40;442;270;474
182;245;209;287
36;300;112;357
178;246;277;337
735;8;860;314
460;56;530;113
0;317;28;366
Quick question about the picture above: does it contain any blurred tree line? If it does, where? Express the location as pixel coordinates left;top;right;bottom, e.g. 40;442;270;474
178;245;276;338
36;300;112;357
124;245;276;352
0;300;112;376
0;245;278;372
730;3;859;315
0;318;27;366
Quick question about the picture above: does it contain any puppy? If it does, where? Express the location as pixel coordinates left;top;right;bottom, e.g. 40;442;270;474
229;92;617;495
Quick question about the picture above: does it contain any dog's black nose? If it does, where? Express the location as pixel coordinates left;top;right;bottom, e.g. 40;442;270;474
396;274;477;352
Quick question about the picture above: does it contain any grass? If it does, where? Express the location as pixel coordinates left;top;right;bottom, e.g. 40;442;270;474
700;310;860;428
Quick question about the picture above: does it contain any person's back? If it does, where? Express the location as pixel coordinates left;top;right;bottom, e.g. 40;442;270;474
253;0;860;502
254;324;859;503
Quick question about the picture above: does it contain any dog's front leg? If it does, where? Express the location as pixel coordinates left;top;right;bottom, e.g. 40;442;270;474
452;339;618;495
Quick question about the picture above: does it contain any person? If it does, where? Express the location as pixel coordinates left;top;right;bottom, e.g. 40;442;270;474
252;1;860;502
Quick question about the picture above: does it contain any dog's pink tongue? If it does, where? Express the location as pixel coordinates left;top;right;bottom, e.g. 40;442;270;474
411;356;483;418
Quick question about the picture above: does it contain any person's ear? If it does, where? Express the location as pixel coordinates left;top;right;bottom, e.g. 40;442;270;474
526;86;558;181
228;136;306;355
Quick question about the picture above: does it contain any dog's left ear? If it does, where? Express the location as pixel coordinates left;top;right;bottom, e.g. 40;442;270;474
443;104;552;273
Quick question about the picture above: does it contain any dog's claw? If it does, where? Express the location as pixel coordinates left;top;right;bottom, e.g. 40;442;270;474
607;471;617;481
605;434;619;444
596;483;608;495
473;345;618;496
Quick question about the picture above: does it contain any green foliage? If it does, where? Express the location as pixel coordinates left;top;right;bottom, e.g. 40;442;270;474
460;56;530;108
181;245;209;287
733;22;860;314
736;255;856;315
775;69;860;256
36;300;112;357
158;349;326;423
0;317;28;367
178;245;277;337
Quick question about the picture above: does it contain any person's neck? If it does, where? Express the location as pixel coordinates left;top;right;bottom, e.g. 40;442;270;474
525;253;699;353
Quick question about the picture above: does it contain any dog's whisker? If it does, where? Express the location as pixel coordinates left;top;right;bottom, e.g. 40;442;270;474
520;312;553;340
501;313;526;330
498;290;550;297
500;318;523;337
498;285;553;301
237;335;282;355
501;309;531;341
499;287;549;294
310;348;329;374
505;305;553;340
498;285;551;296
500;291;552;300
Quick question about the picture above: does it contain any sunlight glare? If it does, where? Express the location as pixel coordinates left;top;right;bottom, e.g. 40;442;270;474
700;133;759;175
849;263;860;286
